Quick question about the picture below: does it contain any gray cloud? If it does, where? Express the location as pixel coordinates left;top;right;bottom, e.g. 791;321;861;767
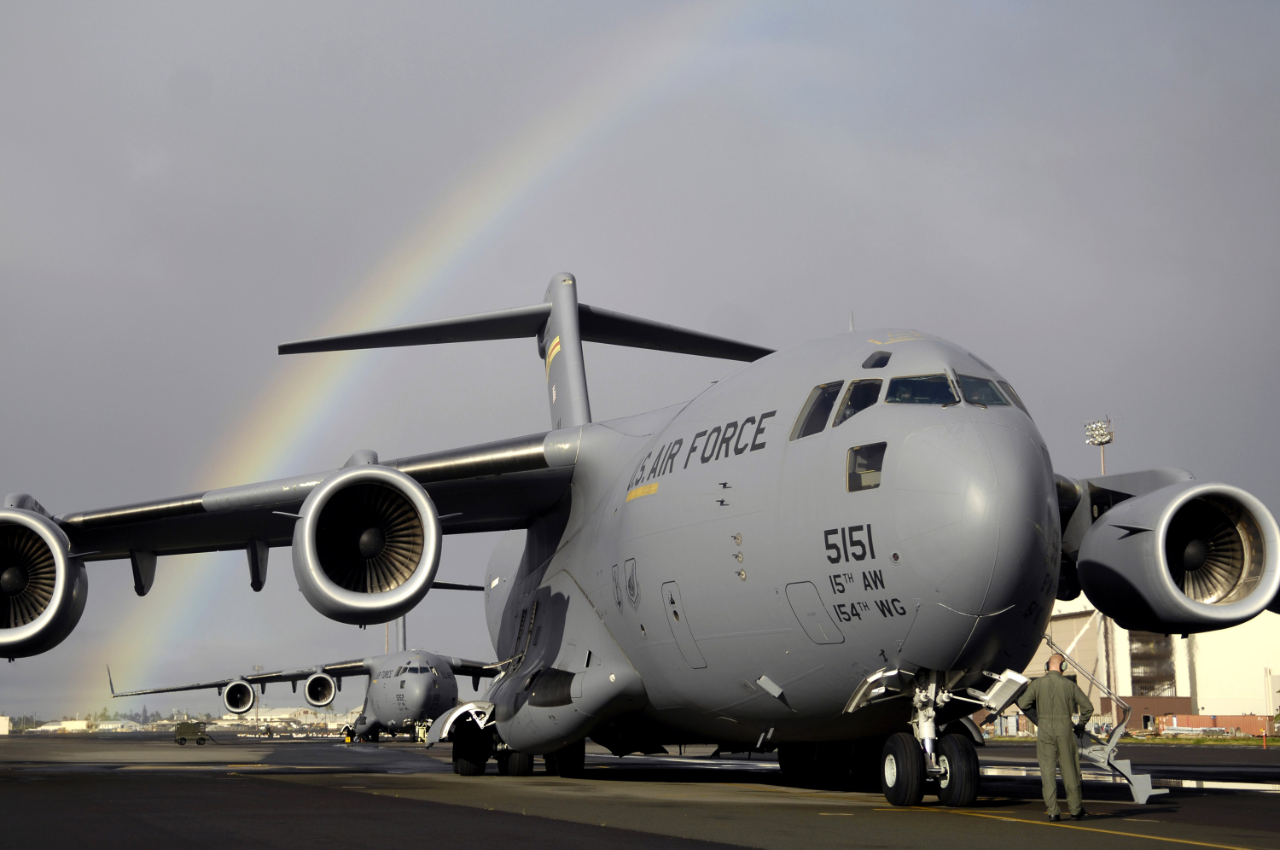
2;1;1277;717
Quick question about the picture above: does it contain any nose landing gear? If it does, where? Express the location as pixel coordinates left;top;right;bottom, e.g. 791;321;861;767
876;670;993;807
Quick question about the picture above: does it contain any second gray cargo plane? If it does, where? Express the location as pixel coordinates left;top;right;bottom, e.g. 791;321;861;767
6;274;1278;806
110;645;494;745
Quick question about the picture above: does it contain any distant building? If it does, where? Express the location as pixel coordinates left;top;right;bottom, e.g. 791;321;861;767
33;720;91;733
0;716;10;735
1023;595;1280;728
97;720;142;732
219;706;360;727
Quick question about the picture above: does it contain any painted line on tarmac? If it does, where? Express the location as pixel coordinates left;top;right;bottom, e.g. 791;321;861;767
878;806;1261;850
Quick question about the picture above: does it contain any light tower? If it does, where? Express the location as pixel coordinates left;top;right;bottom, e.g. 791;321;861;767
1083;417;1118;718
1084;417;1114;475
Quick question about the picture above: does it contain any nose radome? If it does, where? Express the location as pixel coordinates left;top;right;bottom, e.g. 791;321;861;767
892;421;1055;664
894;422;1053;609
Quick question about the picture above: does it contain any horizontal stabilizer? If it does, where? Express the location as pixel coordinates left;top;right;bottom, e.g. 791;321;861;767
279;302;772;363
279;304;551;354
577;304;772;362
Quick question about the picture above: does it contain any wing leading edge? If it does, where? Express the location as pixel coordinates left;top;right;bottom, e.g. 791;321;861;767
108;658;370;698
54;430;578;562
108;655;495;698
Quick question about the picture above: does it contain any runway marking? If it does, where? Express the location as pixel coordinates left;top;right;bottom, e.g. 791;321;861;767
818;813;854;816
880;806;1260;850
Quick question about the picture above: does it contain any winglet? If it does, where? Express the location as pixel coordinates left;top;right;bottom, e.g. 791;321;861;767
107;665;116;696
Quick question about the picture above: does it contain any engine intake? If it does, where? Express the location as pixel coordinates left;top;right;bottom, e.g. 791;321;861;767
1077;481;1279;633
0;509;88;659
223;680;256;714
304;672;337;708
293;465;441;625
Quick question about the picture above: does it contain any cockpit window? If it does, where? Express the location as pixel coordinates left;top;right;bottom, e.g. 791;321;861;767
998;380;1030;415
791;381;845;440
862;351;891;369
847;442;887;492
833;380;882;426
957;374;1010;408
884;374;958;405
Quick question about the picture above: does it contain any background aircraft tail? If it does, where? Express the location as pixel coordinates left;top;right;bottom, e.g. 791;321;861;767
279;273;773;429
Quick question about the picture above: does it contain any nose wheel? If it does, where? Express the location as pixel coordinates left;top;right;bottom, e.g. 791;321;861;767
935;733;979;807
880;732;925;806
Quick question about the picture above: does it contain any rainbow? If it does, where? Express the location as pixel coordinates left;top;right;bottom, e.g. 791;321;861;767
96;3;742;692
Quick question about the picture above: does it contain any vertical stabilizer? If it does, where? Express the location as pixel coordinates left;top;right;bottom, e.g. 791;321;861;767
538;273;592;429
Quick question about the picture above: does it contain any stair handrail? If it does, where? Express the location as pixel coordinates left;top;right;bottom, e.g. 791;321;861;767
1041;632;1129;754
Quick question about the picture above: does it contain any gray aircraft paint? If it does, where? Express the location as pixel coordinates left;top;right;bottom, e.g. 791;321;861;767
111;648;483;741
357;650;461;738
481;322;1056;751
11;275;1278;791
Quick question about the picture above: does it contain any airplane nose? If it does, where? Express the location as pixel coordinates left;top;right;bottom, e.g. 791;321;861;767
892;420;1057;670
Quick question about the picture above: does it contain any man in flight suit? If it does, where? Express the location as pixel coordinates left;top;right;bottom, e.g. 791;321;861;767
1016;653;1094;821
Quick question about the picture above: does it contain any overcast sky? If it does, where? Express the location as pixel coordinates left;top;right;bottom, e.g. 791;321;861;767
2;1;1278;719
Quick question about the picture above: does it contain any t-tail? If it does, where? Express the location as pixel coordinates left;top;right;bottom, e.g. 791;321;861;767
279;273;773;428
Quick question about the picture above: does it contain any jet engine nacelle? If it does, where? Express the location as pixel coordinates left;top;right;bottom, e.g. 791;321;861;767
1077;481;1280;633
223;679;256;714
304;672;337;708
292;465;441;625
0;509;88;659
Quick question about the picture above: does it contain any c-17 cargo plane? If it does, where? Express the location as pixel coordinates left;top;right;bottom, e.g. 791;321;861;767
4;275;1278;805
109;642;496;747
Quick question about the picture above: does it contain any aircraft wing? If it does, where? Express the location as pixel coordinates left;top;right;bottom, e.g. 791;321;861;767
441;656;499;680
52;431;575;565
108;658;370;698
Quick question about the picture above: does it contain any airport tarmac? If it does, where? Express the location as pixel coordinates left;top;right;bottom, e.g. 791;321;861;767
2;734;1278;849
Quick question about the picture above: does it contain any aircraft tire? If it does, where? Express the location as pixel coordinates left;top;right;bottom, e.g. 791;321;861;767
779;742;853;787
545;740;585;777
454;752;487;776
849;738;885;792
177;738;186;746
505;751;534;776
777;742;815;783
935;734;979;807
813;742;853;784
880;732;925;806
452;724;491;776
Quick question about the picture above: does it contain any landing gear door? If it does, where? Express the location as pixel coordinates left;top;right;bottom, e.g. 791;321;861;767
661;581;707;669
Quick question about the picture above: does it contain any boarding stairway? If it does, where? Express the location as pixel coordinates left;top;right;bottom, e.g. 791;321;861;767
1042;632;1168;804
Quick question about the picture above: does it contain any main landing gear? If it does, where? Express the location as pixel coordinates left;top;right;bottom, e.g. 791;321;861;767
454;728;585;777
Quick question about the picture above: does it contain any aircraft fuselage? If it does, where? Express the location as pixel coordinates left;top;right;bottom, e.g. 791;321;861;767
354;649;460;739
487;330;1058;748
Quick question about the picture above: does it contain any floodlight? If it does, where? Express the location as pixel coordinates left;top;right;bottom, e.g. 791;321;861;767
1084;418;1115;474
1085;420;1113;446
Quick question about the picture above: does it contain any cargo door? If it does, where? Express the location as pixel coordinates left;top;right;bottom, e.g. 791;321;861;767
661;581;707;669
